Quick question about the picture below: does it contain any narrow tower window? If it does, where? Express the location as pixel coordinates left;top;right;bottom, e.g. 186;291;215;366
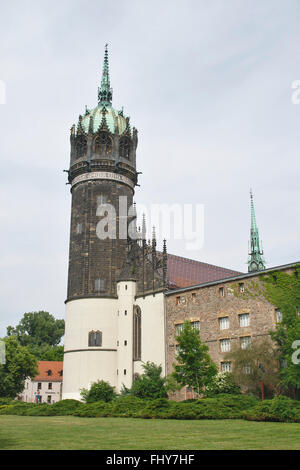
133;305;142;360
75;135;87;158
94;132;112;155
97;194;107;207
95;279;105;292
119;137;131;159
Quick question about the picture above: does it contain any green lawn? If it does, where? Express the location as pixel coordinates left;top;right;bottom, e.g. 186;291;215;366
0;415;299;450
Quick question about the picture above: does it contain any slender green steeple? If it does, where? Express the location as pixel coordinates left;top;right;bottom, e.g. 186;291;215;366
98;44;112;105
248;189;266;272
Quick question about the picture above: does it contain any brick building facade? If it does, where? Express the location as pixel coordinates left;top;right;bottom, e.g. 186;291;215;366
165;263;298;400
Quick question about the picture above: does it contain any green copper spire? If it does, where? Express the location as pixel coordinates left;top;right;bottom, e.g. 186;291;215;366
248;189;266;273
98;44;112;105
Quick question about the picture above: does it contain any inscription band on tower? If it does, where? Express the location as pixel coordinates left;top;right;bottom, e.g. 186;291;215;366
71;171;135;189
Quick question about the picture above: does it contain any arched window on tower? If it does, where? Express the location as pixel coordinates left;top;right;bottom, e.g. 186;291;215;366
88;330;102;347
75;135;87;158
94;132;112;155
119;137;131;159
133;305;141;360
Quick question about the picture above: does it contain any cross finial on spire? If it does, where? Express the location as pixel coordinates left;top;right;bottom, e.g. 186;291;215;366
98;44;113;105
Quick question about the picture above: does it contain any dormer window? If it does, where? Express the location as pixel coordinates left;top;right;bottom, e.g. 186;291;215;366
47;370;52;376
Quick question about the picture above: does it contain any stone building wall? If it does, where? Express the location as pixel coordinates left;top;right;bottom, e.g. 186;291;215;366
165;266;295;400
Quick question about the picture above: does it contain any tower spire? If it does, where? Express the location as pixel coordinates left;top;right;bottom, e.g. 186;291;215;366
98;43;112;105
248;189;266;272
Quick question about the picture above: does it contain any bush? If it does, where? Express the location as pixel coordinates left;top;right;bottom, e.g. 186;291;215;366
51;399;82;415
2;393;299;423
0;398;15;405
243;395;300;423
204;373;241;397
80;380;117;403
130;362;168;399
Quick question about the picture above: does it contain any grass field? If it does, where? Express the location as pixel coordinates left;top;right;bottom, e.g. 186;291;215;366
0;416;300;450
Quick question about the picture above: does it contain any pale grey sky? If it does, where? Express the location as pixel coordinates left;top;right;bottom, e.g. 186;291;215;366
0;0;299;337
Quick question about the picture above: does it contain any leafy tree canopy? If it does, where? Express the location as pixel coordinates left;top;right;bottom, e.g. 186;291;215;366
172;321;218;396
80;380;117;403
225;336;279;398
131;362;168;399
7;311;64;349
261;266;300;395
0;336;38;398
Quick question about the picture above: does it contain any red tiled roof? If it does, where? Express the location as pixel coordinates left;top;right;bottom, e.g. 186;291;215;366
167;253;242;289
34;361;63;382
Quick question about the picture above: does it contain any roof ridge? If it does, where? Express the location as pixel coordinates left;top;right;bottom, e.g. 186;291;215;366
165;252;242;273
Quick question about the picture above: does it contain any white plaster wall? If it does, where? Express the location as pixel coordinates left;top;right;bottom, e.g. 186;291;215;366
134;292;165;377
18;379;62;403
116;281;136;392
62;298;118;400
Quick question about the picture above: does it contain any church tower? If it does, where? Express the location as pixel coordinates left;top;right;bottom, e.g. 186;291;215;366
62;46;142;399
248;189;266;272
67;44;138;300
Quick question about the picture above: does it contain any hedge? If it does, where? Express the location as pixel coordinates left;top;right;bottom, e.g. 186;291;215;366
0;395;299;422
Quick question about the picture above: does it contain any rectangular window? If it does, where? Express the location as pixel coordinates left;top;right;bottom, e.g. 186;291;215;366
191;321;200;331
243;364;251;374
220;339;231;352
219;287;225;297
240;336;251;350
88;331;102;347
97;194;107;207
76;222;82;234
47;396;52;404
176;296;181;305
239;283;245;293
95;331;101;346
37;383;42;390
175;323;184;335
48;383;52;390
124;369;126;375
219;317;229;330
192;293;196;303
95;279;105;292
275;308;282;323
239;313;250;327
221;362;232;372
124;340;127;346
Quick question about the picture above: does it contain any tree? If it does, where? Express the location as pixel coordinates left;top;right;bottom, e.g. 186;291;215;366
7;311;65;360
0;336;38;398
172;321;218;396
130;362;168;399
80;380;117;403
30;344;64;361
261;267;300;398
225;336;279;398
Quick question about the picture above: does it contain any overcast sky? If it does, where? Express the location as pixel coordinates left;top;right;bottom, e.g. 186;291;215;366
0;0;299;337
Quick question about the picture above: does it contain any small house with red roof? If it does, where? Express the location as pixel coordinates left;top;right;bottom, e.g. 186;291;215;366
19;361;63;404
